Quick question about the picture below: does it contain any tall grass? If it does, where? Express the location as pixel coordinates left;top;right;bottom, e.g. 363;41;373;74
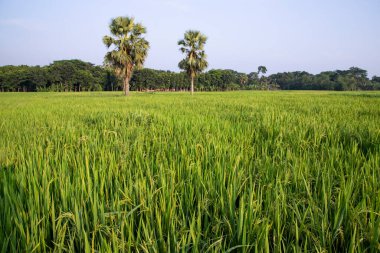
0;91;379;252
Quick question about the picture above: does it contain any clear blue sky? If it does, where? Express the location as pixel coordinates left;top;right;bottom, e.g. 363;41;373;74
0;0;379;76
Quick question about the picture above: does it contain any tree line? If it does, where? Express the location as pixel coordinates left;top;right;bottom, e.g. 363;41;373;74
1;60;379;92
0;60;108;92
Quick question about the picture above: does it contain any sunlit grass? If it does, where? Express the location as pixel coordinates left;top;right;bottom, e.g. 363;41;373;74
0;91;379;252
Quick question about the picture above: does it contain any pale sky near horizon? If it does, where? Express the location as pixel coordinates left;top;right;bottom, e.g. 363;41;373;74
0;0;379;77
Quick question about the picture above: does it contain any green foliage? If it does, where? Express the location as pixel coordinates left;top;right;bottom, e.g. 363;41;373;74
371;76;380;90
178;30;208;94
130;68;190;91
258;65;267;75
0;91;379;252
1;63;379;92
270;67;378;90
103;16;149;95
0;60;113;92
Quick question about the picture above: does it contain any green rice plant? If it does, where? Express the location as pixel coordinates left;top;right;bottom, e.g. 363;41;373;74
0;91;379;252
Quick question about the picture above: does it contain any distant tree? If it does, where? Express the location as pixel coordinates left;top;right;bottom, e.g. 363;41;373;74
247;72;259;88
348;67;369;89
131;68;158;90
103;16;149;96
258;66;267;75
238;73;248;87
348;67;367;79
372;76;380;83
46;60;101;91
73;70;98;91
257;66;268;89
178;30;208;95
372;76;380;90
314;72;335;90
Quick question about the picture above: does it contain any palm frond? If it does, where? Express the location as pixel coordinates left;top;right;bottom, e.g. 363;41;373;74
178;30;208;77
103;16;149;78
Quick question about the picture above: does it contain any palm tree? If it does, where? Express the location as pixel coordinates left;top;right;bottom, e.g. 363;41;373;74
258;66;267;75
257;65;268;89
178;30;208;95
103;16;149;96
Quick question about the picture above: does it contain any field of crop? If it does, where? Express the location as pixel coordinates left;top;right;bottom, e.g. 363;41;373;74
0;91;379;252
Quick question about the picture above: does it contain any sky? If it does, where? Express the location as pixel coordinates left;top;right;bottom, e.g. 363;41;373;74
0;0;379;76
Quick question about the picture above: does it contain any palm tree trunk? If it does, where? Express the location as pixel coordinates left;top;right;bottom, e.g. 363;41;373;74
124;65;134;96
124;77;130;96
124;77;129;96
191;76;194;95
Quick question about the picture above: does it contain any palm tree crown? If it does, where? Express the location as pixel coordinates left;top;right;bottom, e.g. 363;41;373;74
258;66;267;75
178;30;208;94
103;16;149;95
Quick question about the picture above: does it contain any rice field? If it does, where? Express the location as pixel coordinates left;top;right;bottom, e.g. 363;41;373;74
0;91;379;252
